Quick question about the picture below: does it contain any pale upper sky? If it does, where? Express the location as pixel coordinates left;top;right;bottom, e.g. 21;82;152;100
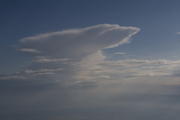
1;0;180;120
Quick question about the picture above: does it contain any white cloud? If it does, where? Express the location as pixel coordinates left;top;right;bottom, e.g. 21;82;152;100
0;75;27;80
4;24;138;81
0;68;63;80
3;24;180;83
19;48;41;53
74;59;180;81
25;68;62;74
18;24;140;59
33;58;69;63
176;32;180;34
3;24;180;86
115;52;126;55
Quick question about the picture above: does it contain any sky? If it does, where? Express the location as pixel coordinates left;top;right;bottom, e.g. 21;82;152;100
1;0;180;120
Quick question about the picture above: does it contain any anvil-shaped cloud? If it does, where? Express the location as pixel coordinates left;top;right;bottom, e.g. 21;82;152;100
1;24;141;81
3;24;180;81
18;24;140;61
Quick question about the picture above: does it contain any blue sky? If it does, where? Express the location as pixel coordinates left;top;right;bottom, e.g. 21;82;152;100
1;0;180;120
1;0;180;74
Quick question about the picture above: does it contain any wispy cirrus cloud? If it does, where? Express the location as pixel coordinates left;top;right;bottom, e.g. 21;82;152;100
19;48;42;53
33;57;69;63
115;52;126;55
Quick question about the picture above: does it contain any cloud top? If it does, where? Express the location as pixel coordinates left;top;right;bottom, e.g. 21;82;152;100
18;24;140;60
